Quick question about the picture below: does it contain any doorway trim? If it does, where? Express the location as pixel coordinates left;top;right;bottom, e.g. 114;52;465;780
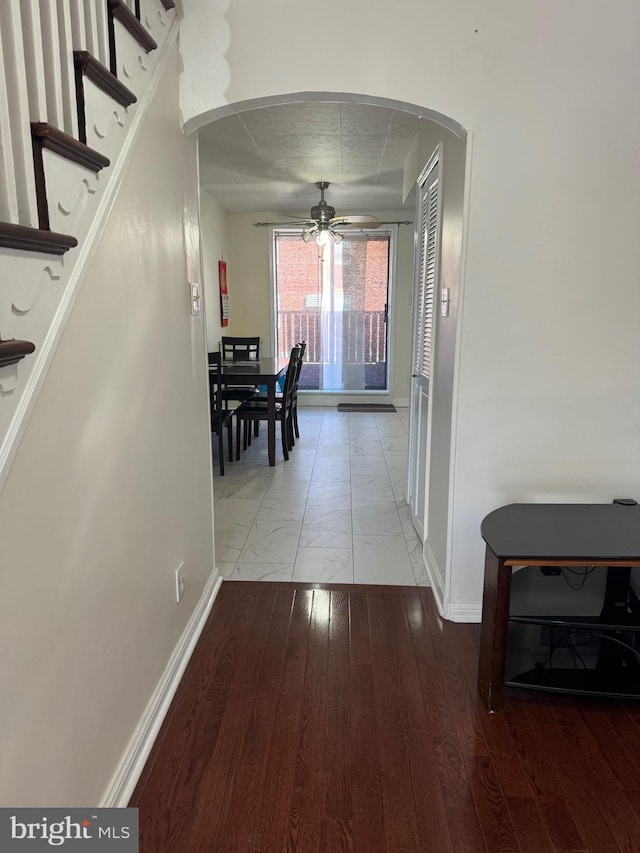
442;129;475;622
184;91;467;141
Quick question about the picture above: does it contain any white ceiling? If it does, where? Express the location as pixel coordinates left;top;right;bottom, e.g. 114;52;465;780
198;101;421;219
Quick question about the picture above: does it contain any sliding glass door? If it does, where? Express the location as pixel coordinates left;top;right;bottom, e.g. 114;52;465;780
273;230;391;392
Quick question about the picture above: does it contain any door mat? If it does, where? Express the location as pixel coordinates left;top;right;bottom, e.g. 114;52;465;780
337;403;396;413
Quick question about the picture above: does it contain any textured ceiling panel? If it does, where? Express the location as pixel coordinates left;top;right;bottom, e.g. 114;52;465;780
199;102;420;214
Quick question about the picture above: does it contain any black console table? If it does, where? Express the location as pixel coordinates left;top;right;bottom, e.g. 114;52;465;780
478;503;640;712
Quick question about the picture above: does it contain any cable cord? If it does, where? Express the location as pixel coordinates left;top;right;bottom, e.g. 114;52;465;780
561;565;596;591
590;631;640;664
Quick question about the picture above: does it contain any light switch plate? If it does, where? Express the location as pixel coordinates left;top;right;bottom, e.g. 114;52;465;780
440;287;450;317
190;282;200;315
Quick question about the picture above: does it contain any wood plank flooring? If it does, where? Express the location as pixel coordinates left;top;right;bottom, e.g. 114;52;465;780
130;582;640;852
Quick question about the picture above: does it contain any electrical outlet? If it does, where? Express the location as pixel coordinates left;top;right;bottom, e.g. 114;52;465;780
175;562;185;603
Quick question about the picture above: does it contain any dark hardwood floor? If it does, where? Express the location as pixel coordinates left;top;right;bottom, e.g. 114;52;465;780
130;582;640;852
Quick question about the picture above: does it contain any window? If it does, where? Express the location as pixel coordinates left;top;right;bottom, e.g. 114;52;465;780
273;231;391;392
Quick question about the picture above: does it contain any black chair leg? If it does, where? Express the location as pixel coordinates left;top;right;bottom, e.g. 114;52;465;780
217;429;225;477
280;416;289;461
289;415;296;450
236;418;242;461
293;406;300;439
288;413;295;449
227;422;233;462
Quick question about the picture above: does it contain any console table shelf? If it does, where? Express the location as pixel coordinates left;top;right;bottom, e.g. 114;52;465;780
506;667;640;699
509;612;640;631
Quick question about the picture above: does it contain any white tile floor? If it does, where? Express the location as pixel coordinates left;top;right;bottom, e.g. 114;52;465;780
213;406;429;587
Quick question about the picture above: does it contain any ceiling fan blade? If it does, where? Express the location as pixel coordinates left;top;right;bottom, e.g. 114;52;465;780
330;215;383;228
331;214;379;223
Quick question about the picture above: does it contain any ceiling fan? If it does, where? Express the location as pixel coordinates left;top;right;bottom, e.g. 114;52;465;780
253;181;411;246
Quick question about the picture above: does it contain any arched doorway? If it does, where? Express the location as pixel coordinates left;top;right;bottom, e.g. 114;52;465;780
192;92;468;616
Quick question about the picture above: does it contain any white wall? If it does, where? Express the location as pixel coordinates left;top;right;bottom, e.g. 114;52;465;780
186;0;640;616
225;212;275;352
199;188;230;351
0;40;215;805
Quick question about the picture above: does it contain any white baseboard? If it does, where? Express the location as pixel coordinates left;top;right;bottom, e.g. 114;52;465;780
446;601;482;623
101;569;222;807
392;398;409;408
423;542;481;623
423;540;445;615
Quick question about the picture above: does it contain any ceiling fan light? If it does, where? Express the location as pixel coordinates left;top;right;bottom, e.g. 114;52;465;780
301;228;315;243
331;231;344;244
315;229;332;247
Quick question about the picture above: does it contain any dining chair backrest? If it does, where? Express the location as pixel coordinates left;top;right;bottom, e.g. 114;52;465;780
221;336;260;362
208;351;223;414
282;345;302;405
207;351;235;475
295;340;306;382
289;341;306;440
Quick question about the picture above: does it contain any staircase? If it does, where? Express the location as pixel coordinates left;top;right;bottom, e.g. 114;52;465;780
0;0;177;487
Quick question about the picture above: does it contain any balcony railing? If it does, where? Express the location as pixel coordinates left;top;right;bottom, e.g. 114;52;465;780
278;309;387;362
277;309;388;391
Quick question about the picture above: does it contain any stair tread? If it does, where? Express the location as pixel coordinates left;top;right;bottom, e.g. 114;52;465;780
74;51;137;107
0;338;36;368
108;0;158;53
0;222;77;255
31;122;110;172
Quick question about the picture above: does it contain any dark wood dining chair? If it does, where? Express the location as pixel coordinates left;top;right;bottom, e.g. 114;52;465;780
291;339;306;439
208;351;235;476
234;345;301;462
219;336;261;408
252;339;306;441
220;336;260;362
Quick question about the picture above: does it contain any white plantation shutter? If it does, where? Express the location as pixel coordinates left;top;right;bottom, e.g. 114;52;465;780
413;190;429;375
413;163;440;380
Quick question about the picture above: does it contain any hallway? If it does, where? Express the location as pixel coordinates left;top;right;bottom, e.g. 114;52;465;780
213;407;426;586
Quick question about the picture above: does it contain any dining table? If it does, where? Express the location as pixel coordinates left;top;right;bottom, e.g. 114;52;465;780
211;355;290;466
